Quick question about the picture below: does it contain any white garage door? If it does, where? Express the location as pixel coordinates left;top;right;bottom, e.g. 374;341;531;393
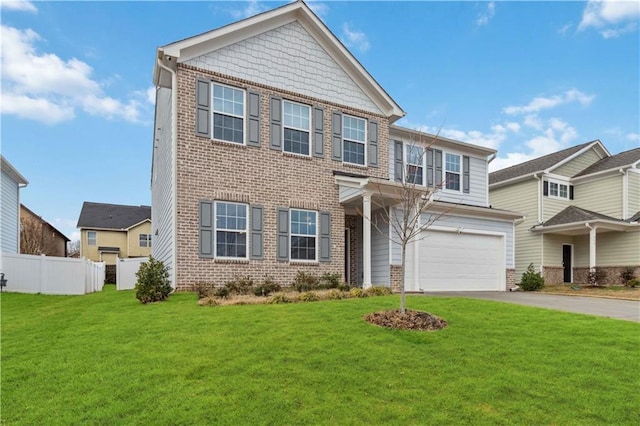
407;230;505;291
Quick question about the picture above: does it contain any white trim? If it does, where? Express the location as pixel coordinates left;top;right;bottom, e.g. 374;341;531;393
545;140;609;174
547;179;570;200
213;201;249;260
342;114;368;167
211;82;247;146
87;231;97;246
562;243;574;283
282;99;312;157
622;169;628;219
289;208;318;262
443;152;462;192
403;143;425;186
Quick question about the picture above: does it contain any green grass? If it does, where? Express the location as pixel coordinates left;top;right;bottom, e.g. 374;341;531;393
2;286;639;425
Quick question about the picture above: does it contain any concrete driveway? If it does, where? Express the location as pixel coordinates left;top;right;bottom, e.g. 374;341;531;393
422;291;640;322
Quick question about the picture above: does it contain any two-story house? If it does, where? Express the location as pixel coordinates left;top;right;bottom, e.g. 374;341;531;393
489;141;640;284
1;156;28;254
77;202;152;266
20;204;70;257
151;0;522;292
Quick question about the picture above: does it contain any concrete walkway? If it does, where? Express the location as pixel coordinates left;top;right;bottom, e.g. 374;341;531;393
422;291;640;322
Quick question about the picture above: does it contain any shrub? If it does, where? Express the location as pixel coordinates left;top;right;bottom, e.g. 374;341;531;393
268;293;291;304
620;267;636;284
135;256;172;304
254;275;281;297
519;263;544;291
225;276;254;295
625;279;640;288
194;281;216;299
587;268;607;287
298;292;319;302
349;287;368;298
214;286;230;299
366;286;392;296
320;272;342;289
198;297;218;306
327;289;348;300
338;283;351;292
292;271;319;292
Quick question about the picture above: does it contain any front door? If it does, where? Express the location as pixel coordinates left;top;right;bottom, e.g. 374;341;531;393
562;244;572;283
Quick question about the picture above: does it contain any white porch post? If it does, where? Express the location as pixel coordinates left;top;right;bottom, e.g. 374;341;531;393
362;192;372;288
588;224;597;271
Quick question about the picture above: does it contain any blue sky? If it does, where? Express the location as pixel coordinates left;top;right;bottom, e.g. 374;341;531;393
1;0;638;244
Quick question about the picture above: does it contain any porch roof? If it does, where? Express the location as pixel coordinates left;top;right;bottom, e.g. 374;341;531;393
531;206;639;235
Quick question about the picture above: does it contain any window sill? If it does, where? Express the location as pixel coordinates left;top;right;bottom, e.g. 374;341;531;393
342;162;368;170
214;258;250;264
282;151;312;160
211;139;247;148
288;261;319;266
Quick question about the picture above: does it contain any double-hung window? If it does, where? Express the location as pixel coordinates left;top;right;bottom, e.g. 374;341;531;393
445;153;461;191
213;83;245;144
87;231;97;246
290;209;317;261
405;145;425;185
215;202;247;258
342;115;366;165
283;100;311;155
549;181;569;199
139;234;151;248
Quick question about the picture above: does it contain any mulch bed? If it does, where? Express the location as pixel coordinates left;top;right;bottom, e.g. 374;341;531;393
364;309;447;331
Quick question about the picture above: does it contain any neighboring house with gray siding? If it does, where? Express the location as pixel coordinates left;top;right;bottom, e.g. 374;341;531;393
151;0;522;292
490;141;640;284
1;156;28;254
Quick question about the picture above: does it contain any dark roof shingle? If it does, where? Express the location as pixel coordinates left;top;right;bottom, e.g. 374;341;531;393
574;147;640;177
542;206;622;227
77;202;151;230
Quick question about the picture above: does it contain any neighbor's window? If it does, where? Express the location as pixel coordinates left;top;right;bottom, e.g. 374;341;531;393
139;234;152;248
215;202;247;258
342;115;366;165
213;83;245;144
405;144;424;185
290;209;317;261
445;153;461;191
283;100;311;155
87;231;97;246
549;181;569;199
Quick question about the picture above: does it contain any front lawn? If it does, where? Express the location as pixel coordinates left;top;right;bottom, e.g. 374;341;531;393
1;287;638;424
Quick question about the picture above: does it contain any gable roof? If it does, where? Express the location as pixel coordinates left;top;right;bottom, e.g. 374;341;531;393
489;141;600;185
154;0;404;121
77;202;151;230
21;204;70;242
389;125;497;157
1;155;28;186
542;205;622;227
574;147;640;177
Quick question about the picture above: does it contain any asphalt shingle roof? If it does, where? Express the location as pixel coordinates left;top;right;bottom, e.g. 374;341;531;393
542;206;622;227
77;202;151;230
574;147;640;177
489;141;596;185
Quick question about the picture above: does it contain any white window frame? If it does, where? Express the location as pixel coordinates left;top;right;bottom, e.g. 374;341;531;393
289;208;318;262
87;231;97;246
444;152;462;192
212;82;246;145
282;100;312;157
139;234;151;248
342;114;367;166
214;201;248;260
404;144;425;186
548;180;569;200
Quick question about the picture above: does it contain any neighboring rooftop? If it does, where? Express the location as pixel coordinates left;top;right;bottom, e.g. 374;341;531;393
574;147;640;177
77;202;151;230
21;204;70;242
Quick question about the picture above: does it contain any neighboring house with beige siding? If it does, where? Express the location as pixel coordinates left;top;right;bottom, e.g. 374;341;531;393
490;141;640;284
151;1;522;292
77;202;152;265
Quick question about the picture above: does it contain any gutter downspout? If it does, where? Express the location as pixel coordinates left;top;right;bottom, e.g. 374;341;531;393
620;168;628;220
156;56;178;289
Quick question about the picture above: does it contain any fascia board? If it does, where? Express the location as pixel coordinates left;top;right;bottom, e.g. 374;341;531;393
544;141;607;174
389;125;496;156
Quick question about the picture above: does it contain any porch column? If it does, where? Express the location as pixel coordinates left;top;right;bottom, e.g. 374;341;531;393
588;224;597;271
362;192;372;288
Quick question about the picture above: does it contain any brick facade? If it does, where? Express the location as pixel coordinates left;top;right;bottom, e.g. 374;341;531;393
390;265;403;293
174;65;389;290
573;266;640;285
506;268;516;290
542;266;564;285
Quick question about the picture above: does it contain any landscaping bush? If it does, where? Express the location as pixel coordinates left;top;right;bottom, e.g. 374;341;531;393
625;279;639;288
268;293;291;304
297;292;319;302
519;263;544;291
225;276;254;295
198;297;218;306
349;287;368;298
587;268;607;287
366;286;392;296
292;271;319;292
254;275;281;297
319;272;342;289
214;286;230;299
135;256;172;304
620;267;636;284
327;289;348;300
194;281;216;299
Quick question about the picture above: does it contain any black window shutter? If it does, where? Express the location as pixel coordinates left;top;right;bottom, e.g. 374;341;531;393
331;112;342;161
247;92;260;147
569;185;574;200
196;78;211;138
199;201;214;258
426;148;434;186
394;140;403;182
543;181;549;196
434;149;443;187
313;107;324;158
276;208;289;261
463;155;470;194
319;211;331;262
369;120;378;167
250;205;263;259
270;97;282;150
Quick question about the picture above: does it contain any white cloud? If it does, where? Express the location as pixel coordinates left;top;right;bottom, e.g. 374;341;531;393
578;0;640;38
1;24;149;125
476;2;496;26
229;0;268;19
558;23;573;35
146;87;156;105
627;132;640;142
0;0;37;13
504;89;594;115
490;152;537;173
307;1;329;17
341;23;370;53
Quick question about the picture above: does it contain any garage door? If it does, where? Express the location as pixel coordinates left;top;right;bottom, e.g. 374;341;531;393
407;230;504;291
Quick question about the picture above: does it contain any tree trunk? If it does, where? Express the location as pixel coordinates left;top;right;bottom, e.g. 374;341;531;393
400;241;406;314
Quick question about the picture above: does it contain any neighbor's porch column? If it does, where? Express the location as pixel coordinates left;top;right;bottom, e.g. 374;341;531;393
362;192;372;288
587;223;597;271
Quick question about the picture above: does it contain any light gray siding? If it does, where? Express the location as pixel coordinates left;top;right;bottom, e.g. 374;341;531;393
1;170;20;253
371;210;390;286
186;22;381;115
339;186;361;203
151;87;175;285
553;148;602;177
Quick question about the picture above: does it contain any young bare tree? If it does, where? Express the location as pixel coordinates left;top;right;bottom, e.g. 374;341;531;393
20;215;44;255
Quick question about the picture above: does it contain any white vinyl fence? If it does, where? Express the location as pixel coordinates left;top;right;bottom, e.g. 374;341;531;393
116;257;145;290
0;252;105;295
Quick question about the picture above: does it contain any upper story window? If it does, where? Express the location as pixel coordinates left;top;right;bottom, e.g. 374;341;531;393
87;231;97;246
445;153;461;191
405;145;424;185
139;234;152;248
283;100;311;156
549;181;569;199
290;209;317;261
213;83;245;144
343;115;366;166
215;202;248;258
